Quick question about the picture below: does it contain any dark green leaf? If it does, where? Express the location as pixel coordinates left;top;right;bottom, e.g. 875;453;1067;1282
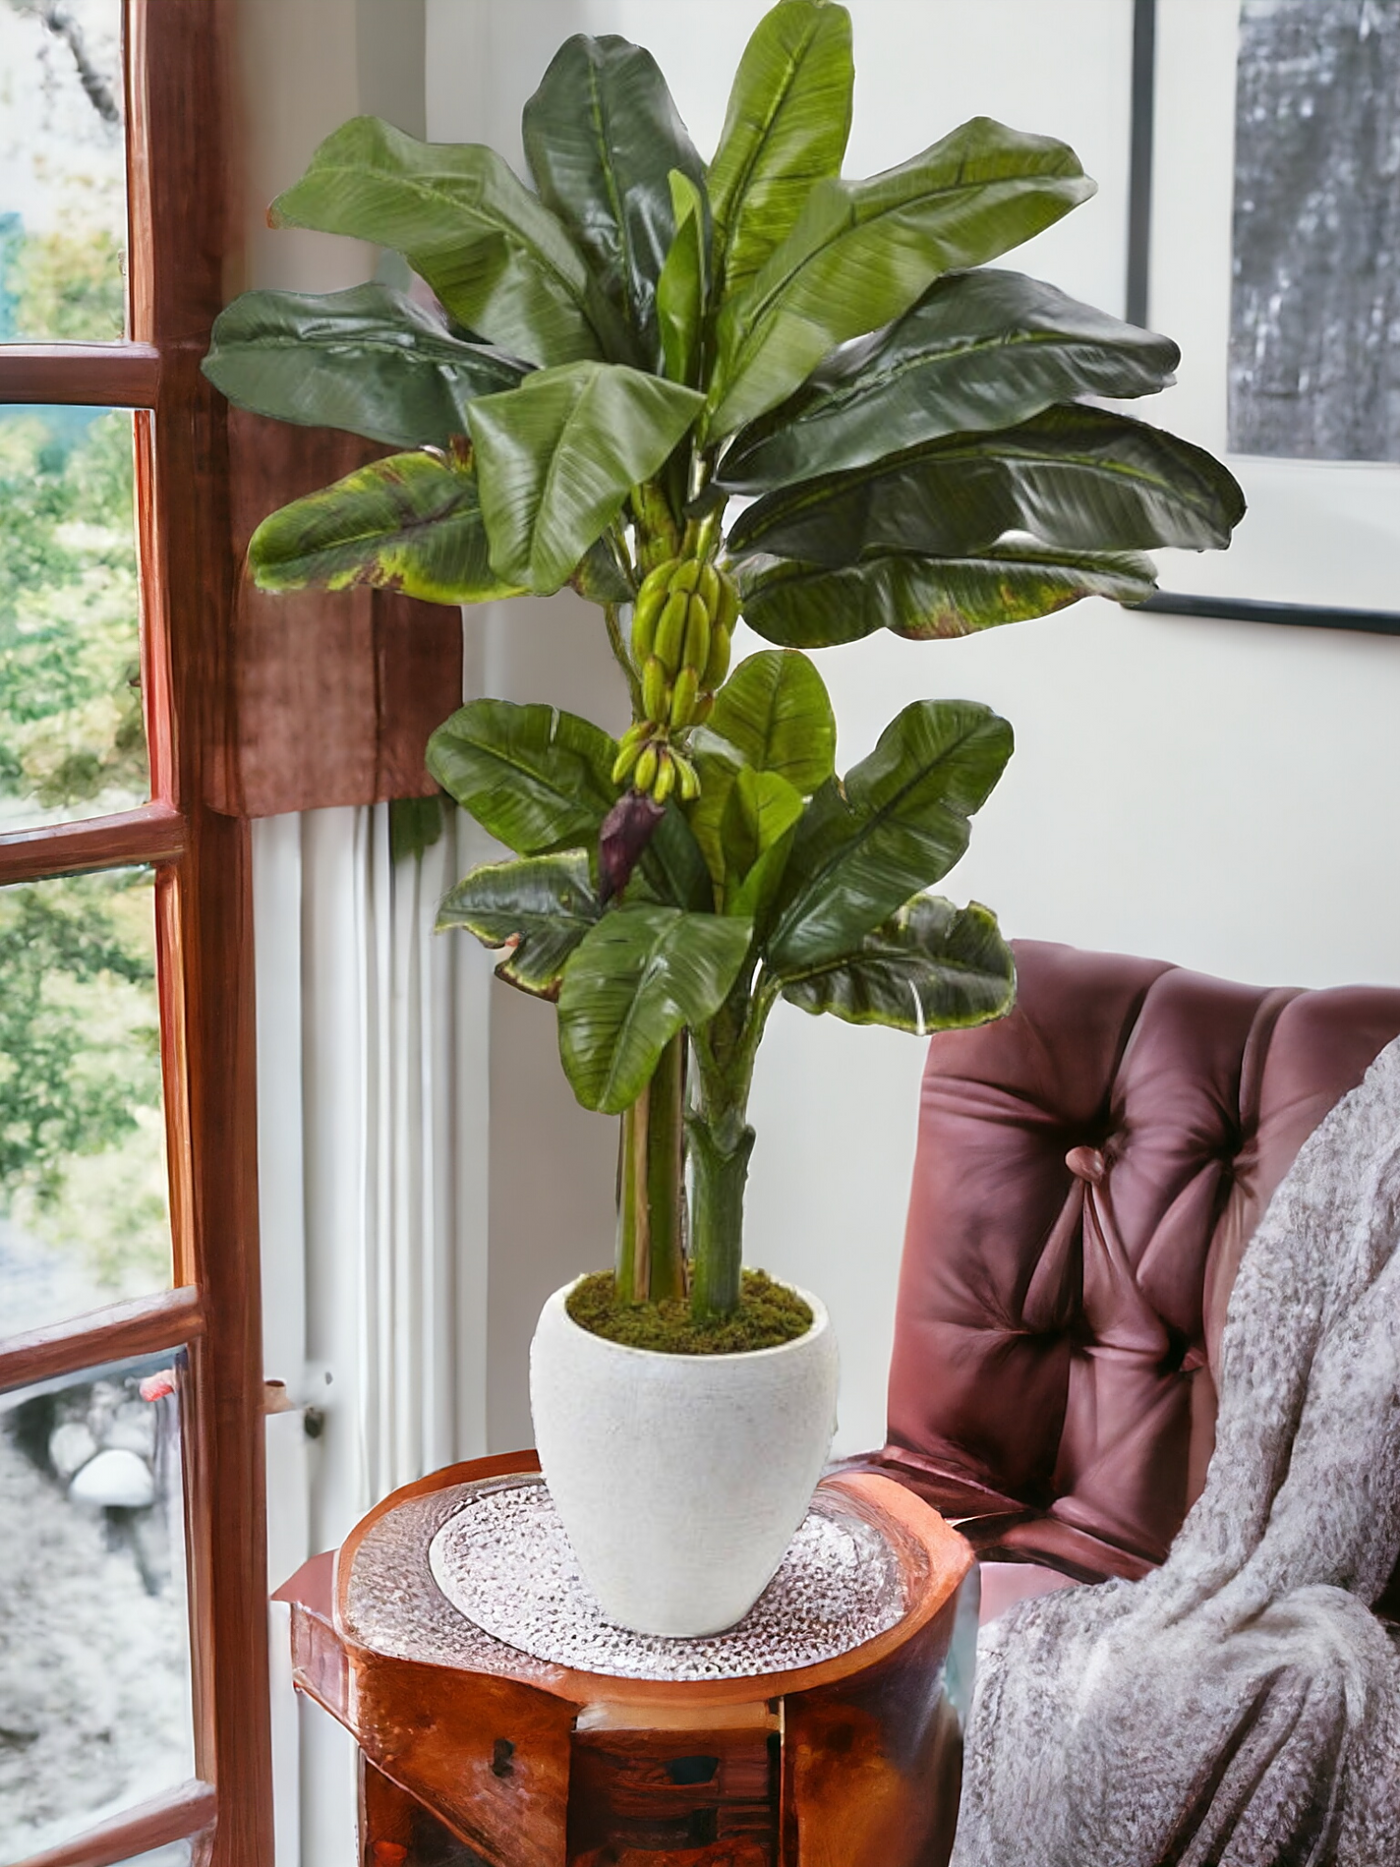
706;649;836;793
202;283;529;448
706;116;1095;437
248;448;524;603
436;851;601;998
724;767;805;870
724;768;803;925
570;536;635;605
269;116;605;366
470;361;704;592
730;824;798;933
718;268;1181;490
523;35;706;367
686;743;744;896
637;802;715;912
557;905;753;1112
426;699;617;855
765;699;1012;974
657;170;708;387
728;405;1247;566
707;0;854;299
389;794;445;862
779;894;1015;1030
737;540;1159;647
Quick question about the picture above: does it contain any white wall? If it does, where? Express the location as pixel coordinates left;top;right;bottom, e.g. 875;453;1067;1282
235;14;438;1867
425;0;1400;1459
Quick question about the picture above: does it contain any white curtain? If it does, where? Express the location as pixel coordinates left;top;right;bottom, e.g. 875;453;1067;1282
253;800;491;1867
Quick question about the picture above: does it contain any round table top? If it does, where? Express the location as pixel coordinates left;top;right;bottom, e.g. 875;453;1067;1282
333;1451;974;1707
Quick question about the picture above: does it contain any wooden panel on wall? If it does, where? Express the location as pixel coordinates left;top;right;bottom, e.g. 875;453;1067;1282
216;408;462;817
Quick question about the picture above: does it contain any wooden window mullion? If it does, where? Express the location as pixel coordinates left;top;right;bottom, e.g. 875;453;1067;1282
0;345;160;405
133;0;273;1852
0;1;273;1861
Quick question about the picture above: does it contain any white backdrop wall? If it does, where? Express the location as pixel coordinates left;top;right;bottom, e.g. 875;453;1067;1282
425;0;1400;1459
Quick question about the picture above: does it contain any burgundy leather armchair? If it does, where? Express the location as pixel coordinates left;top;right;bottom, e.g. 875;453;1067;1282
864;939;1400;1619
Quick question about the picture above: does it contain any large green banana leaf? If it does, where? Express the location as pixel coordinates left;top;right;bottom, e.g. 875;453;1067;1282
637;804;715;913
470;361;704;592
657;171;708;387
705;117;1094;438
727;404;1246;567
269;116;614;367
764;699;1012;974
723;767;804;884
426;699;617;856
687;745;744;898
248;448;524;603
437;852;601;997
737;540;1159;646
558;905;754;1112
523;34;705;368
780;894;1015;1030
724;768;804;926
717;269;1181;490
707;0;853;300
201;283;528;449
705;649;836;793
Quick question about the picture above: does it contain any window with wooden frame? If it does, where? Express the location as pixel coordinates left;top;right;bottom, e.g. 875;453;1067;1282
0;5;270;1867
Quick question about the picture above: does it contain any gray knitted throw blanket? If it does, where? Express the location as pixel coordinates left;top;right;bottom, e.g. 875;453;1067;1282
951;1037;1400;1867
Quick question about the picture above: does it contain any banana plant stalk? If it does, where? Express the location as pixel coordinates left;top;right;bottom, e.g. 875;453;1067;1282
616;1033;686;1304
201;0;1244;1327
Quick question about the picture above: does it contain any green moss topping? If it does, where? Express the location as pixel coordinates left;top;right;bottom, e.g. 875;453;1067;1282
566;1269;813;1355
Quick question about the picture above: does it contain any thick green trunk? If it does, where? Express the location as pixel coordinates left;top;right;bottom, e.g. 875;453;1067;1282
686;1111;754;1321
614;1033;686;1303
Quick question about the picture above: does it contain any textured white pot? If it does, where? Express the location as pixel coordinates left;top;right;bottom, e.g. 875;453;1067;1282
530;1280;840;1637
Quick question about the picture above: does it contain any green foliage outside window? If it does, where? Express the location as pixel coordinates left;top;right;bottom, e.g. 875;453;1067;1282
0;871;167;1289
0;408;146;816
0;216;166;1296
8;208;125;341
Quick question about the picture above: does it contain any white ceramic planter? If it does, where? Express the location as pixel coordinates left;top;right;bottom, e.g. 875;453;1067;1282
530;1280;840;1637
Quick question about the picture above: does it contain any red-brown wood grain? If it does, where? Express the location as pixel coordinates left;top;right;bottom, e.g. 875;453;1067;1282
569;1709;778;1863
0;802;184;886
129;1;274;1858
284;1456;976;1867
0;1285;205;1394
12;1780;217;1867
1;4;272;1864
783;1595;967;1867
0;343;160;405
362;1761;494;1867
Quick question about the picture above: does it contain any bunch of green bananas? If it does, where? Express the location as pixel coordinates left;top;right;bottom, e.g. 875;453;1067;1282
611;555;739;803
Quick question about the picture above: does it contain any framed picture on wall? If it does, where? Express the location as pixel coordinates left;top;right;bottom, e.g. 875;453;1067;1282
1134;0;1400;634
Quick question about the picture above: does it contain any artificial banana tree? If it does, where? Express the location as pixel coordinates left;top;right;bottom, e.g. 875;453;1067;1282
204;1;1243;1328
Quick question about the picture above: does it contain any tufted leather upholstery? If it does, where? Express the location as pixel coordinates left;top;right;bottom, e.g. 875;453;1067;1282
874;940;1400;1606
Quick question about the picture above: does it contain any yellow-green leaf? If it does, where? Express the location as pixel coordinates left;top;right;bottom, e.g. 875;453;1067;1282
248;449;524;604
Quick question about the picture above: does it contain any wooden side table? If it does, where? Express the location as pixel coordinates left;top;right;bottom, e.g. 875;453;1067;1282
275;1451;976;1867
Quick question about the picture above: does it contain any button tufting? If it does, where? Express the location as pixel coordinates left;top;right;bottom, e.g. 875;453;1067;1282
1065;1144;1106;1185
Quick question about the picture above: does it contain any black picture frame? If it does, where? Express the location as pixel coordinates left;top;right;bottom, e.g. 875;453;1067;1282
1126;0;1400;638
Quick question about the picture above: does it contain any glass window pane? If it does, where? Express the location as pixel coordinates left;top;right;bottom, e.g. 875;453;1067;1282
0;0;126;344
0;867;170;1336
0;1351;193;1865
0;406;148;831
118;1846;194;1867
